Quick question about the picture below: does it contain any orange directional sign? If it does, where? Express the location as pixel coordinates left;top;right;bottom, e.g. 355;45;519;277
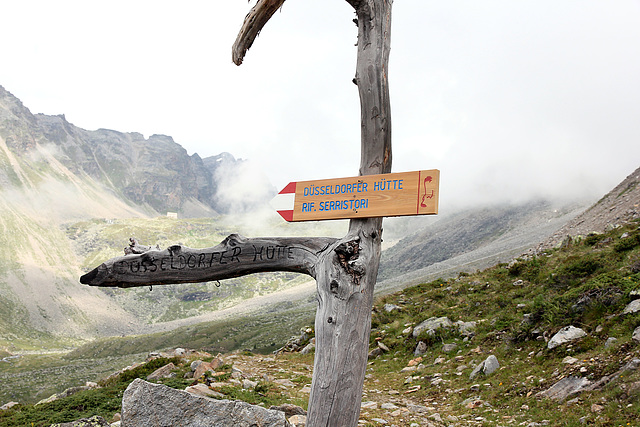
271;170;439;222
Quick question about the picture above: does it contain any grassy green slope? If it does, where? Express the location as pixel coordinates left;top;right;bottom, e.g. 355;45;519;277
3;221;638;425
0;303;313;405
366;220;640;425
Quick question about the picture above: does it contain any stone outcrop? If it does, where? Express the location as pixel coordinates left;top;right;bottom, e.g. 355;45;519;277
537;376;591;402
35;383;99;406
469;355;500;379
275;328;314;354
121;379;290;427
412;317;454;338
548;326;587;349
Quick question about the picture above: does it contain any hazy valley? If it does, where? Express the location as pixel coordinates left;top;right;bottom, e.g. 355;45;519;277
1;84;639;424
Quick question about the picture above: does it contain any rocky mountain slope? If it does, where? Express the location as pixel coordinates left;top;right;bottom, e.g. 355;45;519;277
0;82;623;362
0;85;277;347
3;219;639;425
1;83;639;423
1;85;269;218
376;164;640;293
538;165;640;250
376;200;588;292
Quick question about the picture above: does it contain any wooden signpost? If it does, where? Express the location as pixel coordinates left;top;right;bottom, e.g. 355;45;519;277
271;170;440;222
80;1;430;425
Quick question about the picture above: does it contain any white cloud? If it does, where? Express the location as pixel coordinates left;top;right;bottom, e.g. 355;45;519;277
2;0;640;213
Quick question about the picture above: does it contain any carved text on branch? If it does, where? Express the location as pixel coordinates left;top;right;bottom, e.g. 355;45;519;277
81;235;338;287
112;244;298;275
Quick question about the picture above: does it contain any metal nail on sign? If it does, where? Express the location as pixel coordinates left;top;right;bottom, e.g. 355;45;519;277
271;170;440;222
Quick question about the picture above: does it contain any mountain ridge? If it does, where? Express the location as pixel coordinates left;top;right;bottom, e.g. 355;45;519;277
1;85;272;218
1;83;635;359
0;85;277;345
538;165;640;250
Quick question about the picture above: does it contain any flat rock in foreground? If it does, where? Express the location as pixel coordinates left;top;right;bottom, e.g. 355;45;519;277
122;378;290;427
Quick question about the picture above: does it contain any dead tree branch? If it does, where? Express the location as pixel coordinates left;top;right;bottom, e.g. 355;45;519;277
232;0;287;65
80;234;336;288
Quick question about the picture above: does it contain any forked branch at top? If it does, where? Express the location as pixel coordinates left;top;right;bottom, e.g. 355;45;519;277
232;0;287;65
232;0;367;66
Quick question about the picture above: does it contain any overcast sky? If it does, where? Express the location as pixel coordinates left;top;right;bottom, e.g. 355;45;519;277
2;0;640;211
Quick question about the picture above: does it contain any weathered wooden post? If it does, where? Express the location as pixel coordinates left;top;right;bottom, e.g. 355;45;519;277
81;1;438;425
233;4;392;420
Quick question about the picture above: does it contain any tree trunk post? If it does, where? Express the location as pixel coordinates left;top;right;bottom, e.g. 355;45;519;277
307;1;392;425
83;1;395;425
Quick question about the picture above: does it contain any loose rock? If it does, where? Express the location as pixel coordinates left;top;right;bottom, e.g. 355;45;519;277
300;339;315;355
361;401;378;409
50;415;110;427
146;363;176;381
412;317;453;338
548;326;587;349
604;337;618;348
624;299;640;314
384;303;401;312
456;320;477;337
288;414;306;426
185;384;225;399
442;343;458;353
414;341;428;356
537;376;591;402
269;403;307;418
469;355;500;379
243;379;258;389
193;361;215;380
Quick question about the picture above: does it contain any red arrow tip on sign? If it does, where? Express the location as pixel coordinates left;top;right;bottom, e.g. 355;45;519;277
271;182;296;221
279;181;296;194
277;210;294;222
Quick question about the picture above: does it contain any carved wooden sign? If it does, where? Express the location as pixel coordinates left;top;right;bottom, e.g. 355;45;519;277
271;170;439;222
80;235;336;288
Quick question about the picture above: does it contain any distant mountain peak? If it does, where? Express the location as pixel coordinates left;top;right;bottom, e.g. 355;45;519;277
0;84;275;217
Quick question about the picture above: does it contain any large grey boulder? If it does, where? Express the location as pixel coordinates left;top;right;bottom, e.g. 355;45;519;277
469;355;500;380
412;317;454;338
537;376;591;402
623;299;640;315
122;379;290;427
547;326;587;349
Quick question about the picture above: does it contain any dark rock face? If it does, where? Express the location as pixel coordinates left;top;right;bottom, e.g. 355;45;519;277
35;113;221;215
0;85;264;216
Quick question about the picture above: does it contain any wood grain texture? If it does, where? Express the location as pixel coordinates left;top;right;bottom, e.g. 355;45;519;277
232;0;287;65
80;1;397;425
307;1;394;425
80;234;336;288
